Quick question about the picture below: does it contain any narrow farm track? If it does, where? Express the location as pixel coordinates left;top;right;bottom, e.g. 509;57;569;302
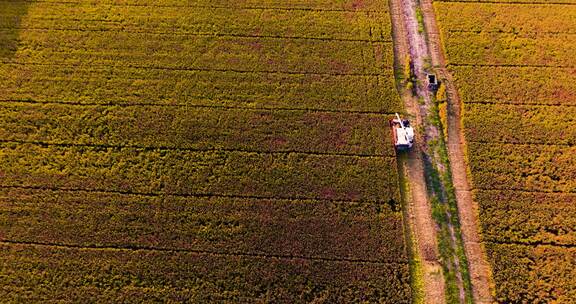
421;0;495;302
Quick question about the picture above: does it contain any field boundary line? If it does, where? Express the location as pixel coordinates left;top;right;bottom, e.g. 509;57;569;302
448;63;576;69
0;185;397;205
474;188;576;195
434;0;576;5
464;100;576;108
0;27;393;43
1;61;394;77
0;99;399;115
485;240;576;249
0;240;408;265
468;140;574;148
0;139;393;158
473;187;576;195
446;29;576;36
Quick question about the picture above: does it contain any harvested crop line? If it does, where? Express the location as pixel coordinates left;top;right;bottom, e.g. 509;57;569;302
0;240;407;264
0;184;396;207
0;139;388;158
0;27;393;43
1;61;394;76
0;99;396;115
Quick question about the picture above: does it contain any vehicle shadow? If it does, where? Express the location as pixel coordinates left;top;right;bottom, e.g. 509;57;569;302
0;1;29;60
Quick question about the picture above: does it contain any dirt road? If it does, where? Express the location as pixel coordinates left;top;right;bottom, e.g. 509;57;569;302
420;0;495;302
389;0;446;303
389;0;494;302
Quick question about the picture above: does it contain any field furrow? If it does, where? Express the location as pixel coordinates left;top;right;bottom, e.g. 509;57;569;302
442;31;576;67
434;2;576;34
0;4;392;42
450;66;576;105
0;103;395;156
475;190;576;246
0;64;402;111
0;188;407;262
6;0;391;11
3;30;394;74
0;143;400;202
485;243;576;303
467;142;576;193
463;103;576;145
0;243;412;303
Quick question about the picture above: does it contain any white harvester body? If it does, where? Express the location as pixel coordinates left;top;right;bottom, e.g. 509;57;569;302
390;113;414;151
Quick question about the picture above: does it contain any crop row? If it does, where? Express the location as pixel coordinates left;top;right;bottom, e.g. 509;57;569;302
0;243;411;303
463;103;576;145
466;142;576;193
434;2;576;34
485;242;576;303
441;31;576;67
0;103;396;156
449;66;576;106
5;29;394;74
0;143;401;202
1;3;393;42
0;64;402;112
6;0;391;11
0;187;407;262
474;190;576;246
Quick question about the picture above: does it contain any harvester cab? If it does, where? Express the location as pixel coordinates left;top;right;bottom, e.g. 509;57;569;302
390;113;414;151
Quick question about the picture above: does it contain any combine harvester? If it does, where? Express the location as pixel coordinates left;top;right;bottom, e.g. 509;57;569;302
390;113;414;151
